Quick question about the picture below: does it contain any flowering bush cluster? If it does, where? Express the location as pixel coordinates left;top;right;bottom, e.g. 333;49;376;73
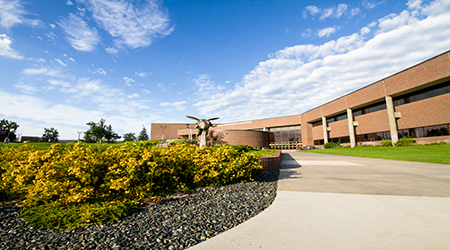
0;142;262;228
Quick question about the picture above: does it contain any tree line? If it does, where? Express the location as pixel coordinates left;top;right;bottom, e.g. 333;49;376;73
1;118;149;145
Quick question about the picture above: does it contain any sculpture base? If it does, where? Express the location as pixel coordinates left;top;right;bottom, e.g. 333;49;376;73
199;130;207;147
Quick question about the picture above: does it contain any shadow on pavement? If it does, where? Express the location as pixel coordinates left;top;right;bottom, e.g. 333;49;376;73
277;153;302;180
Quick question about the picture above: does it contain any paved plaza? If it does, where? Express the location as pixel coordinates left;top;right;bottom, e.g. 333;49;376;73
190;152;450;249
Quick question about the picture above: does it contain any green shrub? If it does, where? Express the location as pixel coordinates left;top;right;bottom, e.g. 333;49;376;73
395;137;416;147
324;142;340;149
0;142;262;229
381;139;393;147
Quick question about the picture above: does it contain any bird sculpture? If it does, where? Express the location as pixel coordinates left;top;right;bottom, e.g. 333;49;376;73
186;116;220;137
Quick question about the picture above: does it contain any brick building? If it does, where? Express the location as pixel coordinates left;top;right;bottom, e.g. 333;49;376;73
151;51;450;148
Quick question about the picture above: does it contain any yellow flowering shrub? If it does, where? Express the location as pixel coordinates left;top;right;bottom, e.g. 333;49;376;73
0;142;262;228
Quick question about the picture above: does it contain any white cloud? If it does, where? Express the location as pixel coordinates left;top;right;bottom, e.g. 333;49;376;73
0;0;42;28
318;27;337;37
135;71;151;77
193;74;226;99
105;47;118;54
123;76;135;86
363;0;383;10
66;0;74;5
303;5;320;18
194;0;450;122
128;93;140;98
58;13;100;52
94;68;106;75
303;4;353;21
55;59;67;67
22;66;62;77
85;0;174;49
160;101;187;110
0;34;23;59
14;83;40;94
142;88;151;94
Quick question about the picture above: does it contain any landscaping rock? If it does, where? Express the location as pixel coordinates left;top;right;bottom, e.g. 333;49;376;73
0;171;278;249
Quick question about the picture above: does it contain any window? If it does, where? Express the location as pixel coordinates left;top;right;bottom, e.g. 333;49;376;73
353;101;386;117
326;113;347;124
394;80;450;107
397;124;450;138
268;125;301;142
312;120;322;127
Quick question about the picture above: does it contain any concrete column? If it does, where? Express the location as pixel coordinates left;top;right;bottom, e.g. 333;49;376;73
385;96;399;144
322;116;328;144
346;109;356;148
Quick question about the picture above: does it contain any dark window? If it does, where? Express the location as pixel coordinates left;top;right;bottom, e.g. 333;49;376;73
394;80;450;107
312;120;322;127
352;110;362;117
326;113;347;124
353;101;387;117
443;84;450;94
418;88;441;100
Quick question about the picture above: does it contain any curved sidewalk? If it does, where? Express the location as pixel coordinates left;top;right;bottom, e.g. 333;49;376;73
190;152;450;249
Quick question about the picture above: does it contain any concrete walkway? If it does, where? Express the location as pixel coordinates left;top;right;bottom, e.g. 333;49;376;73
190;152;450;249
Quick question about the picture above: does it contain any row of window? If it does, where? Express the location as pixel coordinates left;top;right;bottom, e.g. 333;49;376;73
268;125;302;143
313;123;450;145
393;80;450;107
326;113;348;124
311;81;450;127
398;123;450;138
352;101;386;117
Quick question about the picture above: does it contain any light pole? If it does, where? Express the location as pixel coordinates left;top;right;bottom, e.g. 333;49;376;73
186;124;194;144
77;131;83;142
160;125;167;140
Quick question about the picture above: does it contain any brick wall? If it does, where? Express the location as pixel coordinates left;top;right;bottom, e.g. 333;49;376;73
396;93;450;129
260;150;281;171
354;110;390;135
329;120;349;138
385;53;450;96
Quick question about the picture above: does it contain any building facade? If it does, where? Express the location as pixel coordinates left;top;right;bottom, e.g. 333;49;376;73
151;51;450;148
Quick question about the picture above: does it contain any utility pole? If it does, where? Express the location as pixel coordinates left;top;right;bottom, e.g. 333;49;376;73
160;125;167;140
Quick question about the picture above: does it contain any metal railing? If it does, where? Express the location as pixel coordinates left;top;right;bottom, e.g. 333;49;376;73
269;141;301;150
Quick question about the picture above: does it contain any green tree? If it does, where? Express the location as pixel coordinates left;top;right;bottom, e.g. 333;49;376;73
123;132;137;141
85;118;120;145
137;126;149;141
42;127;59;142
0;119;19;142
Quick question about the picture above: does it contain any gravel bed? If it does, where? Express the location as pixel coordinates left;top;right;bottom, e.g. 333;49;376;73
0;171;278;249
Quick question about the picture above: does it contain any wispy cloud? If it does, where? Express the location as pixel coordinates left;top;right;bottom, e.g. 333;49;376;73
94;68;106;75
58;13;100;52
123;76;135;86
362;0;383;10
0;0;42;28
195;0;450;122
318;27;337;37
85;0;174;49
0;34;23;59
303;3;357;21
22;66;63;77
160;101;187;110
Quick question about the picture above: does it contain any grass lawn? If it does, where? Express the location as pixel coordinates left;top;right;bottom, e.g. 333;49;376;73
303;144;450;164
249;149;278;158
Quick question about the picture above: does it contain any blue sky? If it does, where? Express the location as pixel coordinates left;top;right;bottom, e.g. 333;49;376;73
1;0;450;139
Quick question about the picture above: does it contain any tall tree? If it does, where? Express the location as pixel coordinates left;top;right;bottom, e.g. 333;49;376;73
0;119;19;141
137;126;149;141
85;118;120;145
123;132;136;141
42;127;59;142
